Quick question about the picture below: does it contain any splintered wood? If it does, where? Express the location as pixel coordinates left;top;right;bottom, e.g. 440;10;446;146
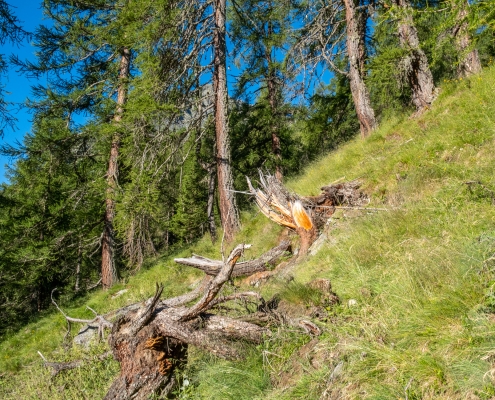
247;172;368;230
246;173;298;229
246;171;368;256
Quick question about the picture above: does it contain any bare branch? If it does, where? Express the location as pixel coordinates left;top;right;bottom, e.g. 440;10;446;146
174;240;290;277
179;244;250;321
51;289;113;341
161;276;212;308
38;351;83;377
128;283;164;336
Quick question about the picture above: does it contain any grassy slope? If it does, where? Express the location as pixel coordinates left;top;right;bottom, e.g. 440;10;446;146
2;67;495;399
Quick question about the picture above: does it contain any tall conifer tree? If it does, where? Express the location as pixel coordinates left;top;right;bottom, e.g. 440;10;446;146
14;0;135;289
293;0;377;137
230;0;295;178
214;0;240;241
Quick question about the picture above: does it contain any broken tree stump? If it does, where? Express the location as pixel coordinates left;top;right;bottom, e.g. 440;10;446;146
247;173;317;258
246;171;368;257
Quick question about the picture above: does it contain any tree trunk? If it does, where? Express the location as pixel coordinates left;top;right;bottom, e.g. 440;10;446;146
356;0;368;77
343;0;377;138
102;47;131;290
266;63;283;181
206;163;217;242
453;0;481;78
394;0;436;111
213;0;240;242
265;21;283;181
75;243;81;292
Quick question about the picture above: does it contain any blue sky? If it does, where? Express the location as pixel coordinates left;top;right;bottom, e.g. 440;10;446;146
0;0;45;183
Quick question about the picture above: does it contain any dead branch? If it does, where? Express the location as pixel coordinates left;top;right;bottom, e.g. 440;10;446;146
297;319;322;336
51;289;113;341
207;291;263;309
101;243;280;399
160;275;212;307
43;360;83;377
128;283;164;336
179;244;250;321
51;242;318;400
37;350;112;377
174;240;290;277
201;314;268;343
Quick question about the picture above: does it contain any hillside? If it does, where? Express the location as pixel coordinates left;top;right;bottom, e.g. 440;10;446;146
2;66;495;399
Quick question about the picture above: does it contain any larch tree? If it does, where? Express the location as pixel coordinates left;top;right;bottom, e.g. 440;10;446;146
230;0;295;179
214;0;240;241
391;0;436;111
13;0;136;289
343;0;376;137
101;47;131;289
293;0;377;138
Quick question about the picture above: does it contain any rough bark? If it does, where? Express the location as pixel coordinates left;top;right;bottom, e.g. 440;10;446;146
213;0;240;242
393;0;436;111
452;0;481;78
265;20;283;181
102;47;131;289
196;132;217;243
75;243;81;292
343;0;377;138
197;149;217;243
296;226;318;259
356;0;368;77
206;164;217;241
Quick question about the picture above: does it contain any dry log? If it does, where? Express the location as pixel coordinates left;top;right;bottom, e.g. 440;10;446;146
102;243;284;399
179;244;249;321
51;241;316;399
174;240;290;277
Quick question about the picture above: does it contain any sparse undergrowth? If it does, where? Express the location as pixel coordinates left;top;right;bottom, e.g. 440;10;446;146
2;67;495;399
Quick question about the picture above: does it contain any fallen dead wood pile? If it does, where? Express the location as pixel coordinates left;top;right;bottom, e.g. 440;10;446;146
46;241;318;400
246;171;368;257
304;180;369;226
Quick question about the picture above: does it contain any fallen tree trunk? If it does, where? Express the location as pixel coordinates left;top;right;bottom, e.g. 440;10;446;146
54;243;291;399
174;240;290;277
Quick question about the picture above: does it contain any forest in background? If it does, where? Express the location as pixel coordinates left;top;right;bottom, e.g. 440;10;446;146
0;0;494;338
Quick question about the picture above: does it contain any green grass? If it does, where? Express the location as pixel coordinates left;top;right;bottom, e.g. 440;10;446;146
3;67;495;398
